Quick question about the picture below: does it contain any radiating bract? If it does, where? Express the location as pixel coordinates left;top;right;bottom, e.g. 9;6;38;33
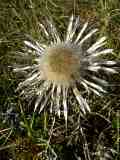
14;15;118;126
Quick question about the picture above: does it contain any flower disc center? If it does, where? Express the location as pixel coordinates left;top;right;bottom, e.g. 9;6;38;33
41;46;80;86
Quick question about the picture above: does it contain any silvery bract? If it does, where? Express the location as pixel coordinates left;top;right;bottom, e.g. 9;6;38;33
14;15;118;125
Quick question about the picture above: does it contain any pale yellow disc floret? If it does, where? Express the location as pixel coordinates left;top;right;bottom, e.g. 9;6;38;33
40;46;80;86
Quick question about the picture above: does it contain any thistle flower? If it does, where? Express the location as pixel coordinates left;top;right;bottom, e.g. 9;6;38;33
14;15;118;125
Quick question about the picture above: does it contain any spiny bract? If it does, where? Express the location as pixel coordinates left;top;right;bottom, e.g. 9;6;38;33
14;15;118;125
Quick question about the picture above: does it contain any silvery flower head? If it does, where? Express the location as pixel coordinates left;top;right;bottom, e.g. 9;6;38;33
14;15;118;125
